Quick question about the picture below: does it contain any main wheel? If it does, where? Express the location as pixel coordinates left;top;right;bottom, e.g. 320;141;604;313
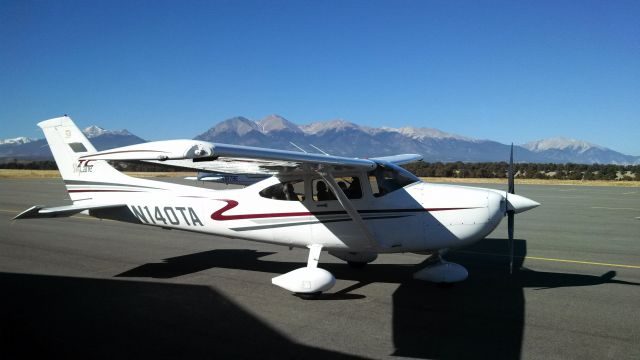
295;292;321;300
347;261;368;268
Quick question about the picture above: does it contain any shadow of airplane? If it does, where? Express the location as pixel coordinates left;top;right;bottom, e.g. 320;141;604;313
392;238;638;359
0;272;361;359
115;237;638;359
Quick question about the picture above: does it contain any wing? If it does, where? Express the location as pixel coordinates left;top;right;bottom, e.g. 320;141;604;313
79;140;379;175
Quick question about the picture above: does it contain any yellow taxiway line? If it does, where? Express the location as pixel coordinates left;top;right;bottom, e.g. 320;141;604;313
459;250;640;269
524;256;640;269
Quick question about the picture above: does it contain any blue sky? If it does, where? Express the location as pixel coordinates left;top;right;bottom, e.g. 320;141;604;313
1;0;639;155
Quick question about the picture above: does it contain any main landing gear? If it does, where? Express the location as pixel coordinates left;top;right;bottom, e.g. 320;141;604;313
271;244;336;296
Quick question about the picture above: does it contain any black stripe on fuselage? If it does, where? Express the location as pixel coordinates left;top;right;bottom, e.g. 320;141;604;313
229;214;411;231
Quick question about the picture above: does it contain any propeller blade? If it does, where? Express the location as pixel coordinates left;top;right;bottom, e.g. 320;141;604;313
508;143;515;194
508;210;515;274
507;143;515;273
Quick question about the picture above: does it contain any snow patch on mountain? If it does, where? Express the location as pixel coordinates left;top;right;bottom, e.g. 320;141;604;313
257;115;303;134
0;137;35;145
300;119;361;134
82;125;133;138
522;137;605;153
384;127;474;141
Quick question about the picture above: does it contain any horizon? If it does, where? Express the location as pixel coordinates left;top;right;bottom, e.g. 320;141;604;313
1;1;639;155
2;113;634;156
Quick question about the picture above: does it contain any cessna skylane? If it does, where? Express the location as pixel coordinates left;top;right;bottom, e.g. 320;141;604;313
15;116;539;295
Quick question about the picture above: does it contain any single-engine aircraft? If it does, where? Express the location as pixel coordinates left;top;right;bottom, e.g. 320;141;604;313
15;116;540;296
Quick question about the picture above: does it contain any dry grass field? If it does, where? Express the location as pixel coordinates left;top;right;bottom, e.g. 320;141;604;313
1;169;638;187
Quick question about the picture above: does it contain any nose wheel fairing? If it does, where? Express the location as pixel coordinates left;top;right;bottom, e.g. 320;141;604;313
413;252;469;284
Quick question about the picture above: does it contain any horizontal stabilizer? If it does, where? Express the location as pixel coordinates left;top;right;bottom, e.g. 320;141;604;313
14;203;127;219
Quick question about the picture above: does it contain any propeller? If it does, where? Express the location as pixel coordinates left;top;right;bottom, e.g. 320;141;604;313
507;143;515;274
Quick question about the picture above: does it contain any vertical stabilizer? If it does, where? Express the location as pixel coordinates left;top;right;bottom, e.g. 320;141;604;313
38;116;136;200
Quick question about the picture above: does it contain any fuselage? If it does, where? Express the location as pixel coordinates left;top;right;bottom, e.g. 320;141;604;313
87;174;506;254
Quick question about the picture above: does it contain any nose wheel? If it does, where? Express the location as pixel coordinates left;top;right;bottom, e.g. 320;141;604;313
413;252;468;285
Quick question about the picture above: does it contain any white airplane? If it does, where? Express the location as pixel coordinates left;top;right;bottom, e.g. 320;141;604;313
15;116;539;296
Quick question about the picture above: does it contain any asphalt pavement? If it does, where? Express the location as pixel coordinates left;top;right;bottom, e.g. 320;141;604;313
1;178;638;359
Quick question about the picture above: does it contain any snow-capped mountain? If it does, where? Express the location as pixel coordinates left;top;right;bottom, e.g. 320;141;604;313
0;125;146;160
2;116;638;164
522;137;639;164
194;115;537;162
385;127;473;142
300;119;361;135
83;125;135;138
0;137;36;145
523;137;604;153
193;115;639;164
257;115;303;134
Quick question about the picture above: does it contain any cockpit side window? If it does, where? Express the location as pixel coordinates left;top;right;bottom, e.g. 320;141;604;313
313;179;334;201
368;163;419;197
259;179;304;201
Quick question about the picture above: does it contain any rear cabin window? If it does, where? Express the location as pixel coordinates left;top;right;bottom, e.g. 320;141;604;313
259;180;304;201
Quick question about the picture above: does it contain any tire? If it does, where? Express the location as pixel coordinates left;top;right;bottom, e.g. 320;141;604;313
347;261;368;268
295;292;321;300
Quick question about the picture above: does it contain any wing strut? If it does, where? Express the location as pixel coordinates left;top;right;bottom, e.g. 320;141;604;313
318;169;377;251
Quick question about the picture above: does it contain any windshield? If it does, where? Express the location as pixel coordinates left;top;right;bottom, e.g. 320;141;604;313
368;162;420;197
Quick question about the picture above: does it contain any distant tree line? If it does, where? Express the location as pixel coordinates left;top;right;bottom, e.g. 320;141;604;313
402;162;639;181
1;159;638;181
0;160;58;170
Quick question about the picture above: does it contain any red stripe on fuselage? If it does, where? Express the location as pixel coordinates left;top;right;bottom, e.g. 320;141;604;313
67;189;142;193
210;199;479;221
211;200;314;220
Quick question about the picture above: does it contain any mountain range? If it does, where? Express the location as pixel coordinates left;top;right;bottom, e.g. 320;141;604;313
0;126;145;161
1;115;638;164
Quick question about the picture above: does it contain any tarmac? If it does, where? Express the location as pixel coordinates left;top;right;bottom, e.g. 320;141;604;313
1;178;639;359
